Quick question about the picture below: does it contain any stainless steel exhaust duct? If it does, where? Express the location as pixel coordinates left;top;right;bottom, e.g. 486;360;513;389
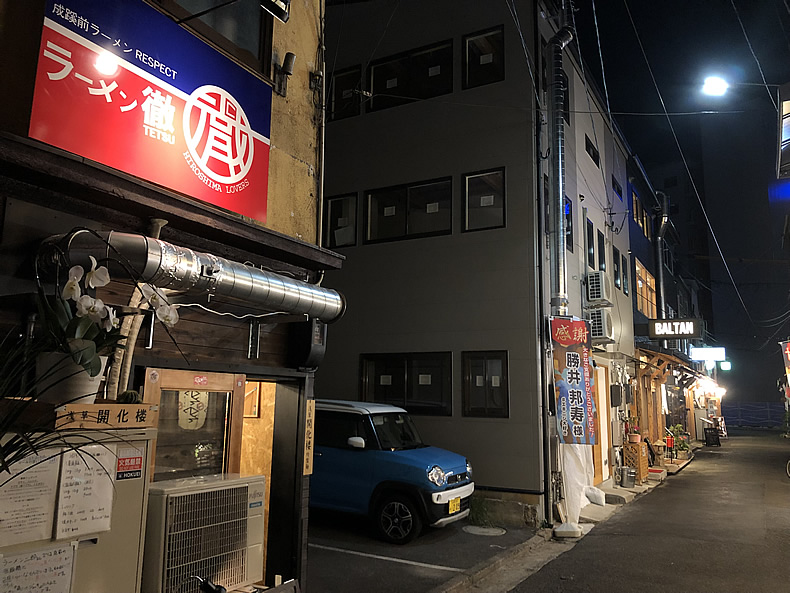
59;231;346;323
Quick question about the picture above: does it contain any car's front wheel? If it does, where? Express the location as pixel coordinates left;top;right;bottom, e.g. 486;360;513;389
374;494;422;544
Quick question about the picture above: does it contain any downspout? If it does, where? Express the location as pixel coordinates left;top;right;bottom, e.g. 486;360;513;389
544;0;574;527
316;0;326;250
654;191;669;320
547;21;574;317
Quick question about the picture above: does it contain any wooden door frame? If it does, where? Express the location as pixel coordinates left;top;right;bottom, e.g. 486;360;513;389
142;368;246;479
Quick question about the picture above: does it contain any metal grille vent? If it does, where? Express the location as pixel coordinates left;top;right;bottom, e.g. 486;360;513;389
164;485;249;593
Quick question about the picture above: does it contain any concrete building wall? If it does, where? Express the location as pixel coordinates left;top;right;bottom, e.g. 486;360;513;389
317;1;545;492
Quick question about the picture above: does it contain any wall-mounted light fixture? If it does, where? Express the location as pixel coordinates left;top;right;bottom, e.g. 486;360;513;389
260;0;290;23
274;52;296;97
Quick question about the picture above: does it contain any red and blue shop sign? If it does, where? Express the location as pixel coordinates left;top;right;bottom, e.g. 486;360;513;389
30;0;272;223
550;317;598;446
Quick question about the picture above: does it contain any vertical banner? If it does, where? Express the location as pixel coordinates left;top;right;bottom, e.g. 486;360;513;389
551;317;598;445
780;341;790;401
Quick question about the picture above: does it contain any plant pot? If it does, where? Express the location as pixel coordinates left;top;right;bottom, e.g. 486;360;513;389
36;352;108;405
627;434;641;443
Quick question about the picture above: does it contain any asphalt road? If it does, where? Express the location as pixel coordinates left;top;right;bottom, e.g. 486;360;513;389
511;429;790;593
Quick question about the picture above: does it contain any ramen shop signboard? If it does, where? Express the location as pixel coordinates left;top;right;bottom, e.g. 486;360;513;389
29;0;272;223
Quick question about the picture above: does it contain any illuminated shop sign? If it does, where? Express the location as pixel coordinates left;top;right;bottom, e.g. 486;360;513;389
648;318;702;339
689;347;726;362
29;0;272;223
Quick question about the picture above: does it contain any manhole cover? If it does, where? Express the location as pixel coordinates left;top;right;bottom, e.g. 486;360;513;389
463;526;507;536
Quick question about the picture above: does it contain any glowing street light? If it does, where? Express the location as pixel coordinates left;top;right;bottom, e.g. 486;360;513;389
719;361;732;371
702;76;729;96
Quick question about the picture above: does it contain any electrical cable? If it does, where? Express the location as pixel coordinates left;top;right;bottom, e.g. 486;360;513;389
504;0;542;105
622;0;757;328
729;0;778;112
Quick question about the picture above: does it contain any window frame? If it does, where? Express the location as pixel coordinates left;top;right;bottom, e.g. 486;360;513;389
364;177;453;244
367;39;454;113
360;352;453;416
463;167;506;232
584;135;600;168
597;229;606;271
154;0;274;78
462;350;509;418
323;193;357;249
564;196;574;252
329;65;362;122
622;252;630;296
586;219;595;269
612;245;621;289
462;25;505;90
634;258;657;318
612;175;623;201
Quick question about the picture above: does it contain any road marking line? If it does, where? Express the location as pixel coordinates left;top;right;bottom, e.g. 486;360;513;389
308;543;465;573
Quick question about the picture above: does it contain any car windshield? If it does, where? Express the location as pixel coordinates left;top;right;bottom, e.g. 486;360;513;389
371;413;426;450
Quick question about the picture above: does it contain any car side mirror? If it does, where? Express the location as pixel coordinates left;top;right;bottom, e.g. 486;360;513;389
347;436;366;449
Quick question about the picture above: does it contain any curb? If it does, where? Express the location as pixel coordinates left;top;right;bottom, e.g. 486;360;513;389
427;529;553;593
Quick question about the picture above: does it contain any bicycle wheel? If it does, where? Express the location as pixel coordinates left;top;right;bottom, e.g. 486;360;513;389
786;458;790;479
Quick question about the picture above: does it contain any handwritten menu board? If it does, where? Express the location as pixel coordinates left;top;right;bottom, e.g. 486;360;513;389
0;454;60;547
55;445;116;539
0;543;75;593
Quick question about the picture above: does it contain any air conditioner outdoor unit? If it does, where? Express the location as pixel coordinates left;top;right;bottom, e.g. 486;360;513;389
142;474;266;593
586;270;613;307
587;308;615;344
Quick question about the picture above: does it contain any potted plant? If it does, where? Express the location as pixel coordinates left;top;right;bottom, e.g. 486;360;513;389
668;424;690;459
626;415;641;443
34;229;179;404
0;228;179;485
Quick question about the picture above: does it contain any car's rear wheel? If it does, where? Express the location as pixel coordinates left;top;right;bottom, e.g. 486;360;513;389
375;494;422;544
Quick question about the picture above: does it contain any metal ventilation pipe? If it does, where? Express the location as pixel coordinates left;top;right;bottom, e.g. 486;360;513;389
59;231;346;323
547;22;574;316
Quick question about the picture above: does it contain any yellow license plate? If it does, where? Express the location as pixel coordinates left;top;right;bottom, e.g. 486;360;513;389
449;496;461;514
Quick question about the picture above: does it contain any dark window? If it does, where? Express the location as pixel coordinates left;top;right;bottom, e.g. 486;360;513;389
315;411;375;449
462;351;509;418
586;219;595;269
465;168;505;231
612;175;623;200
368;41;453;112
323;194;357;248
157;0;273;75
585;135;600;167
361;353;452;416
597;230;606;271
365;178;452;243
329;66;361;121
564;196;573;252
613;246;621;289
664;175;678;188
463;26;505;89
622;253;630;295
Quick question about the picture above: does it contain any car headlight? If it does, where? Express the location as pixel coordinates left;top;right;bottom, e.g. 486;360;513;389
466;460;473;479
427;465;446;486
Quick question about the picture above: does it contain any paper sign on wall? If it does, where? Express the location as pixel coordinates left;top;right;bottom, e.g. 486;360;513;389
0;543;75;593
0;453;61;547
55;444;116;539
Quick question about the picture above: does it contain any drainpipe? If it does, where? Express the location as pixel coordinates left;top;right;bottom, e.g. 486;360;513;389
544;0;575;528
654;191;669;320
547;15;574;317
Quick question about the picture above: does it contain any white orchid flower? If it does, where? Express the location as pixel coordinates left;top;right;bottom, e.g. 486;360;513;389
102;305;119;331
76;295;108;323
140;283;169;309
155;303;179;328
85;255;111;289
61;265;84;301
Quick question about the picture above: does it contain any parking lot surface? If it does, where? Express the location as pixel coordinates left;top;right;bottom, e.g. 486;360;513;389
306;509;535;593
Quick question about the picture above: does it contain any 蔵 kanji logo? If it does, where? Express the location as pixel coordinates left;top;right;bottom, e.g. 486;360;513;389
183;84;254;185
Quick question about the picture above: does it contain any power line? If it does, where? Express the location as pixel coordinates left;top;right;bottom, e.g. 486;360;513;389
729;0;778;112
622;0;757;328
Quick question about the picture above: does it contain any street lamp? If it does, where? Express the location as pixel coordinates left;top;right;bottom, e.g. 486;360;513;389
702;76;729;96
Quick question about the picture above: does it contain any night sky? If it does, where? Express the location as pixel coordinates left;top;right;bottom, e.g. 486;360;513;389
573;1;790;401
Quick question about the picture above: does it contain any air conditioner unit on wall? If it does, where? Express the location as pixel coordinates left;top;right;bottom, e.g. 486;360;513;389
143;474;266;593
587;308;615;344
586;270;613;307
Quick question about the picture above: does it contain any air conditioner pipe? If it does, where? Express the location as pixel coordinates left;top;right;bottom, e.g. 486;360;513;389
52;231;346;323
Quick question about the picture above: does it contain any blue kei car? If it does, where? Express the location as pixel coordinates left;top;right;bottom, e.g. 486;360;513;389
310;400;474;543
